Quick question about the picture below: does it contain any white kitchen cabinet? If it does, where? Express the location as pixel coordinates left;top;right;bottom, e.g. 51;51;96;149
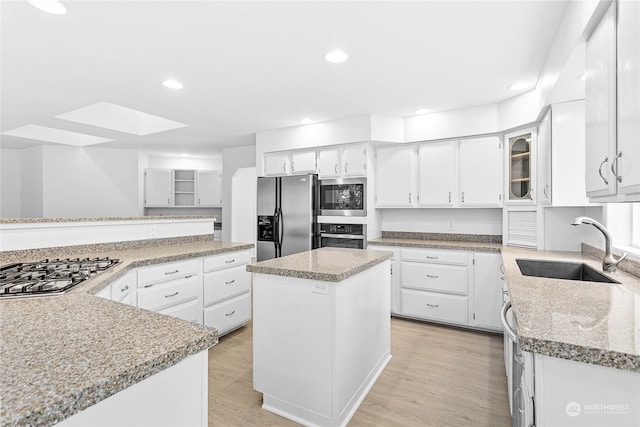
505;129;536;205
290;149;317;175
616;0;640;197
196;170;222;207
341;143;367;177
471;252;502;331
459;137;503;207
202;249;251;336
375;144;417;207
537;109;552;205
137;258;203;324
263;152;290;176
144;169;173;207
369;246;400;314
317;147;341;178
173;170;196;206
110;270;136;305
418;140;457;206
399;247;471;326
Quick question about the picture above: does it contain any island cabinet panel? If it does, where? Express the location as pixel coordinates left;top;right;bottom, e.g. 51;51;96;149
252;260;391;427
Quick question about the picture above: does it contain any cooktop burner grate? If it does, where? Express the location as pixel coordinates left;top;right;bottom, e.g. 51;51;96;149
0;257;119;299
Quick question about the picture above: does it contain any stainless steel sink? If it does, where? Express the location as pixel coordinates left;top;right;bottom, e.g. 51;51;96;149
515;259;619;284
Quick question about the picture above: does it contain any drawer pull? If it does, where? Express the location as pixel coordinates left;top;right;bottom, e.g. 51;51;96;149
426;274;439;279
165;291;179;298
426;256;438;260
225;310;236;317
426;303;439;308
165;269;179;275
225;259;235;264
225;280;236;285
121;285;129;292
144;284;154;288
185;274;194;279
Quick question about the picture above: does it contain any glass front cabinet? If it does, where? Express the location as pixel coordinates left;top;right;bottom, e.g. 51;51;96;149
508;132;534;203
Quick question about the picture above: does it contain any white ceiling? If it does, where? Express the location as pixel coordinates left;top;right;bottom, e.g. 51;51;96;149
0;0;571;157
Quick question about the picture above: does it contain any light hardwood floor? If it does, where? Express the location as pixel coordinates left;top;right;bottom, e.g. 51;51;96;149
208;317;511;426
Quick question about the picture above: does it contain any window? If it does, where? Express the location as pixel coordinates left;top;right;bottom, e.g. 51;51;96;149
607;202;640;257
632;203;640;249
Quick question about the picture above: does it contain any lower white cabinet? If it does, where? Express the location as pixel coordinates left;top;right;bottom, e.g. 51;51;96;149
158;298;201;323
202;250;252;335
137;275;200;312
390;245;502;332
96;270;136;306
369;246;399;314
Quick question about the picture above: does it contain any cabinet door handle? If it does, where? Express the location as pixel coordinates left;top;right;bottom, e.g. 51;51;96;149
225;279;235;285
408;192;412;203
610;151;623;183
461;192;465;203
334;164;338;174
198;198;201;205
291;161;295;172
448;191;451;203
426;303;439;308
426;274;439;279
165;269;179;275
344;163;348;174
167;197;170;205
225;310;236;317
283;163;286;172
121;285;129;292
426;256;438;260
598;156;609;185
543;185;549;199
165;291;179;298
225;259;235;264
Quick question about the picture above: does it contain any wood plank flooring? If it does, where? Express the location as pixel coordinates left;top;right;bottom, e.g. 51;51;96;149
208;317;511;426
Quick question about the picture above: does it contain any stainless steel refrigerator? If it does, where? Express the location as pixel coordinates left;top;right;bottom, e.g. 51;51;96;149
257;174;319;261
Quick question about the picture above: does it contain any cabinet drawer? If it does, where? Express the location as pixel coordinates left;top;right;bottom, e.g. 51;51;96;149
137;259;200;287
400;248;468;265
401;289;468;325
158;298;200;323
203;250;251;273
137;275;199;311
204;266;251;306
400;262;468;295
111;271;135;303
203;293;251;335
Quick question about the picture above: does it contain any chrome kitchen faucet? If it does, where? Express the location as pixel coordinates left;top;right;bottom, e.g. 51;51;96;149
571;216;627;273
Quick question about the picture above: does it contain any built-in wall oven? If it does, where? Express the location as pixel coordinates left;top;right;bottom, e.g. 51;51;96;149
319;223;367;249
319;178;366;216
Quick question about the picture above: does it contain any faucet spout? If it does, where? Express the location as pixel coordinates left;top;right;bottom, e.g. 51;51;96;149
570;216;627;272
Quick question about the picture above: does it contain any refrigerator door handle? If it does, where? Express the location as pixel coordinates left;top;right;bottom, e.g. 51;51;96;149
277;209;284;248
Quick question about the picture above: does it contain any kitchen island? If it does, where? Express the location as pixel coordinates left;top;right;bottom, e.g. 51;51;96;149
247;247;393;427
0;235;253;427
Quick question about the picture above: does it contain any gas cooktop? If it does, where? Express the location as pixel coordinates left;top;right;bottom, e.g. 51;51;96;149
0;257;119;299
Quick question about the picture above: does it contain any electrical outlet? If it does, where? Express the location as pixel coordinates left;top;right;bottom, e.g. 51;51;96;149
312;282;329;294
447;221;454;230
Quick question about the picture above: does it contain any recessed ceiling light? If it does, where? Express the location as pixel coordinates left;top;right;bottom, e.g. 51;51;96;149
415;108;431;115
163;79;183;89
577;72;586;81
300;118;313;125
325;51;348;64
27;0;67;15
509;81;534;91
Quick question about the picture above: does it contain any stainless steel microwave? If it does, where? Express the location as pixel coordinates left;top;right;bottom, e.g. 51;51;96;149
318;178;366;216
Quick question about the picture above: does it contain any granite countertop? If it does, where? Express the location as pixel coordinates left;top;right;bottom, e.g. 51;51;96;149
0;237;254;427
501;246;640;373
368;237;502;252
246;247;393;282
0;216;217;224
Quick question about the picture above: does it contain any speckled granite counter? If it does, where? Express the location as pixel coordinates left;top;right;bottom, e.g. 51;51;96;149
368;231;502;252
0;215;215;224
0;237;253;427
246;247;392;282
501;246;640;373
369;233;640;372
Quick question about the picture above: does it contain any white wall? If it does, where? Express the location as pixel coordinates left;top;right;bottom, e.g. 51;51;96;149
543;206;603;252
0;149;22;218
222;144;256;241
147;155;222;170
380;208;503;235
20;146;44;218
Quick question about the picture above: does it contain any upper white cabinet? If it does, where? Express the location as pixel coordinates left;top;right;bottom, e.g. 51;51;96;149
264;152;291;176
459;137;503;207
537;110;552;205
196;170;222;207
375;145;417;207
144;168;222;208
341;143;367;177
505;130;536;205
144;169;173;207
317;147;341;178
586;1;640;201
290;150;317;175
418;140;457;207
